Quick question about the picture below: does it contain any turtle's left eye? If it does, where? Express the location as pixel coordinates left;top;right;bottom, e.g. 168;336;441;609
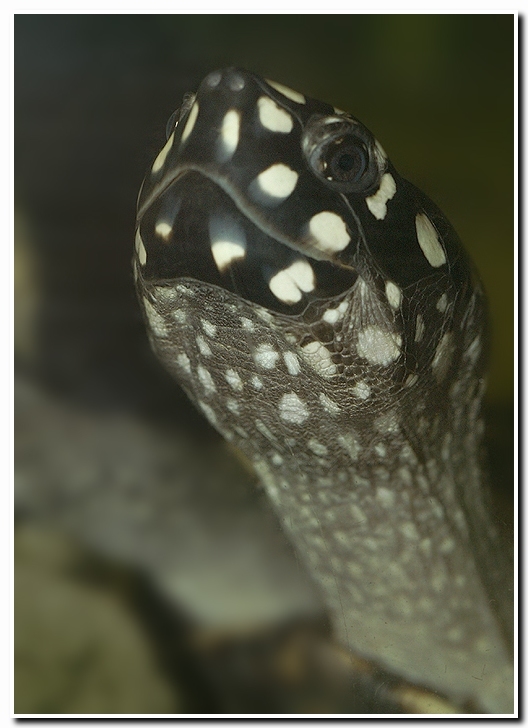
304;116;382;194
324;136;369;184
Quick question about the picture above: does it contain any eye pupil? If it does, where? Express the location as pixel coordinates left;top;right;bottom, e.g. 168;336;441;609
328;141;367;183
337;153;355;171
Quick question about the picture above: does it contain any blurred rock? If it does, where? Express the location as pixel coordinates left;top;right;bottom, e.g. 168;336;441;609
15;524;176;714
15;376;324;632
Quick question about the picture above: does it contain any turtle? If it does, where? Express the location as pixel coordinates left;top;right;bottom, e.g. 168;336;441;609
134;68;513;714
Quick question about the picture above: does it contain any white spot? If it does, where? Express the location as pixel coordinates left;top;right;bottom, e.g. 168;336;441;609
201;319;217;337
436;293;448;313
257;96;293;133
415;314;424;342
464;335;481;363
251;375;263;390
351;381;370;400
176;352;191;374
400;522;419;540
153;287;179;304
155;221;172;241
419;538;432;557
135;229;147;266
278;392;310;424
308;211;350;253
198;400;217;426
240;317;255;332
356;326;401;366
143;298;169;338
266;79;306;104
376;487;395;508
308;438;328;456
337;433;361;461
322;300;349;324
431;332;454;381
176;283;195;296
209;216;246;272
375;412;400;434
171;308;186;324
385;280;401;309
181;102;199;142
301;341;337;378
350;504;367;523
211;241;246;272
440;537;455;554
271;452;283;465
283;351;301;375
226;398;240;415
415;213;446;267
322;308;339;325
225;368;243;392
255;308;274;324
196;335;212;357
197;365;216;395
366;173;397;220
269;259;315;304
152;132;174;173
254;343;280;369
319;393;340;414
254;163;298;201
218;109;240;161
405;373;418;387
446;627;464;643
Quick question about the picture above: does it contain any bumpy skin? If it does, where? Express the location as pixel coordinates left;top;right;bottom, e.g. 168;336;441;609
134;69;513;712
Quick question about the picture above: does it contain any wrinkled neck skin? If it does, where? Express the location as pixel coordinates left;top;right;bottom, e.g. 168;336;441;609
140;271;513;714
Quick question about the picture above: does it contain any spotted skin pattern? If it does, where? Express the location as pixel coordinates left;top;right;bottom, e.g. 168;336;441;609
135;69;513;713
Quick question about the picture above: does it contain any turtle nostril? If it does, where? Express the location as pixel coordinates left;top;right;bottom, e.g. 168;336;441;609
226;71;245;92
203;69;246;93
205;70;222;88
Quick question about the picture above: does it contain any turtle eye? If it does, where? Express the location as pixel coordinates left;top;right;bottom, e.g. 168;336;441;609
324;136;369;184
304;116;382;194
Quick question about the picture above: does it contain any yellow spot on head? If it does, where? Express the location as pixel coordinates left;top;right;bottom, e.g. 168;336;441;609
266;79;306;104
415;213;446;267
181;102;199;142
152;132;174;174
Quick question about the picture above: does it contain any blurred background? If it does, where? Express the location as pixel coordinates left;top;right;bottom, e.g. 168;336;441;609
14;15;514;715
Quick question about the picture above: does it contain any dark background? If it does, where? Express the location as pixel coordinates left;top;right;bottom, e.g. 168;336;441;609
14;15;514;714
15;14;513;406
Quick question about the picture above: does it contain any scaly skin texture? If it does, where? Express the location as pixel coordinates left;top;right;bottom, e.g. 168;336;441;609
135;69;513;712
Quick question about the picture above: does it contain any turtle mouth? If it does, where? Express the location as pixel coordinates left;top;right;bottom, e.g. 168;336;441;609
137;170;358;315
